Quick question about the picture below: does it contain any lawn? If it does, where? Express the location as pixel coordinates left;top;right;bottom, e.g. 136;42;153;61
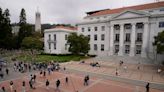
15;54;90;63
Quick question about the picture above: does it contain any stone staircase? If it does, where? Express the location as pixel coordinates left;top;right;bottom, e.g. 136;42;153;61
93;55;154;65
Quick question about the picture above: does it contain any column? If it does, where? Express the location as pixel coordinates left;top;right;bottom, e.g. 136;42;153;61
129;23;136;56
109;24;114;55
118;24;124;56
141;22;149;57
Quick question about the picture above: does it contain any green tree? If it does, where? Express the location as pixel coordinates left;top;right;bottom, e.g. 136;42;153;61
21;37;43;50
67;33;90;55
18;8;32;48
153;31;164;54
0;8;13;49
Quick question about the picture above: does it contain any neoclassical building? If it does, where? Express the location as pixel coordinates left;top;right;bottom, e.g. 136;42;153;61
78;2;164;59
44;26;77;54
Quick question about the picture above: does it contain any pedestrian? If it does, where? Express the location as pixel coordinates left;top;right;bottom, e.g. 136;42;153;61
6;68;9;75
56;79;60;89
65;77;68;84
115;68;118;76
84;76;87;86
29;80;35;89
33;74;36;83
146;83;150;92
22;81;25;92
14;90;16;92
43;71;46;77
10;81;14;92
40;70;42;77
1;86;5;92
46;79;49;89
86;75;89;85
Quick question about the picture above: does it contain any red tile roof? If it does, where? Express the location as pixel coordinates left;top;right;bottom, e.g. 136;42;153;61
52;25;77;31
87;2;164;17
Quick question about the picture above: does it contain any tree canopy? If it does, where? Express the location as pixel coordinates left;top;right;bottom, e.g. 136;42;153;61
67;33;90;55
21;37;43;50
153;30;164;54
0;8;13;49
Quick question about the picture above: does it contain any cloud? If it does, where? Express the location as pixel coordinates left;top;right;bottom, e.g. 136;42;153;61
0;0;155;24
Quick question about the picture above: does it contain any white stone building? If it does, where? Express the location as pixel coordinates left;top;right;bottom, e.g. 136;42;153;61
44;26;77;54
77;2;164;60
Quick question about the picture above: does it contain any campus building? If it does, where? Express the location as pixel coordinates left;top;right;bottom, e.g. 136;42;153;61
77;2;164;60
44;26;77;54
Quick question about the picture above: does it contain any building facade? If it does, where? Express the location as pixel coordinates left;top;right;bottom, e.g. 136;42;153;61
44;26;77;54
78;2;164;59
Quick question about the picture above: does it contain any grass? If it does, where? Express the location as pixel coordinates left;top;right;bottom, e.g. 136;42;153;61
15;54;90;63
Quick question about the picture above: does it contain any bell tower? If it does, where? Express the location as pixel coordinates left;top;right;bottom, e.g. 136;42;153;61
35;7;41;32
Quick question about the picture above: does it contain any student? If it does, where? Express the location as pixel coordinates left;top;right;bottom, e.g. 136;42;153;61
6;68;9;75
56;79;60;89
33;74;36;83
65;77;68;84
146;83;150;92
43;71;46;77
22;81;25;92
46;79;49;89
10;81;14;92
86;75;89;85
1;86;5;92
29;80;35;89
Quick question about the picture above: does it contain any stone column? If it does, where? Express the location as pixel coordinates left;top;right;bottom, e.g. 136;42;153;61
141;22;149;57
109;24;114;55
130;23;136;56
118;24;124;56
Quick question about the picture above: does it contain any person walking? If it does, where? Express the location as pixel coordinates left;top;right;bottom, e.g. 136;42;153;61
86;75;89;85
22;81;25;92
29;80;35;89
10;81;14;92
146;83;150;92
46;79;49;90
1;86;5;92
65;77;68;84
56;79;60;89
6;68;9;75
33;74;36;83
43;71;46;77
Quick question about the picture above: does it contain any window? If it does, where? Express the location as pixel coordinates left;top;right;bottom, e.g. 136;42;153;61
136;33;142;42
159;22;164;28
88;27;91;31
101;44;104;51
94;44;97;51
94;27;98;31
82;28;85;32
115;45;119;53
48;43;51;49
54;34;56;41
101;26;105;31
65;44;67;50
115;34;119;42
136;45;141;54
125;45;130;54
54;43;56;50
101;34;105;41
124;24;131;29
94;34;97;41
88;35;90;40
65;34;68;40
48;34;51;40
114;25;120;30
136;23;143;29
160;8;164;11
125;33;130;42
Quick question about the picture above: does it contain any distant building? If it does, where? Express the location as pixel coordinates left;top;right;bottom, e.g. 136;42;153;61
77;2;164;61
35;9;41;32
44;26;77;54
12;25;20;35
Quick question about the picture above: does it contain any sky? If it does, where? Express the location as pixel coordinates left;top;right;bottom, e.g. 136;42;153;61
0;0;158;25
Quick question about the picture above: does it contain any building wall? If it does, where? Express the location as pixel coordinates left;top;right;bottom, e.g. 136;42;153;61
44;29;75;54
77;7;164;61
